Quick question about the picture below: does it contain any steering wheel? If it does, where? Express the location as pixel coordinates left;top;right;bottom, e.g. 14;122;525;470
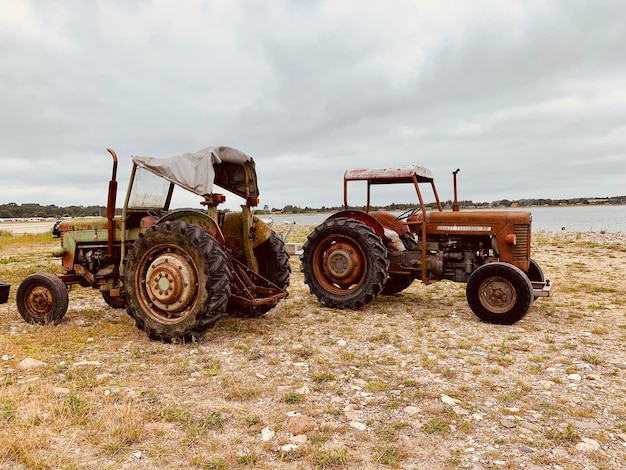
396;207;420;221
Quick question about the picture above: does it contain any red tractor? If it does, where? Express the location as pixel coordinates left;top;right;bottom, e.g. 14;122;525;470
17;146;290;341
301;166;551;324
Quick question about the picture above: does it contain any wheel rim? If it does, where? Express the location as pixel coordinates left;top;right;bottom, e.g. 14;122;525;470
313;234;367;293
478;276;517;314
24;284;54;319
136;245;199;323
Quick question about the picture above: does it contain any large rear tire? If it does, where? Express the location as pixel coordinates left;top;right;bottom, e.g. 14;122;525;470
466;262;533;325
228;231;290;317
17;273;69;324
301;218;388;309
124;221;231;341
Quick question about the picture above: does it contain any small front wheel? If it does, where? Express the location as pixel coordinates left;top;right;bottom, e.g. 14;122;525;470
466;262;533;325
17;273;69;324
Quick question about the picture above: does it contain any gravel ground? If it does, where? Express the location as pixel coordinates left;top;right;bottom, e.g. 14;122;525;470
1;230;625;469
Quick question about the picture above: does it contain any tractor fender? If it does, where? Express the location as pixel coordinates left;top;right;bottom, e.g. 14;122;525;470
251;215;274;247
156;210;225;245
326;210;386;239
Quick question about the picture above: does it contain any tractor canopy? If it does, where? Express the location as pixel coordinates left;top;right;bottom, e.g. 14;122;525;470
132;146;259;200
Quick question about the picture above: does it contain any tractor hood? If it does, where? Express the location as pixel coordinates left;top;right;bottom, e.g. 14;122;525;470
132;146;259;199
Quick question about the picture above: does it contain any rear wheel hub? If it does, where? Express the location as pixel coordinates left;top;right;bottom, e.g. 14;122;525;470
145;252;197;313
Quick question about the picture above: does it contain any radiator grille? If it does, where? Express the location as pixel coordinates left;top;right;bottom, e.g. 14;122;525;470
513;224;530;262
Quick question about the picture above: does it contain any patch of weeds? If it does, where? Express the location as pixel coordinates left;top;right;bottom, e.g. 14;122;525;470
203;458;227;470
376;422;407;441
379;355;398;366
312;371;336;383
581;353;601;365
387;397;401;411
422;417;449;434
53;393;93;424
420;356;436;368
545;423;579;446
168;358;192;376
587;303;608;311
492;355;514;366
201;357;222;376
365;380;389;393
310;447;348;467
238;453;258;466
373;445;405;466
283;392;305;404
216;317;244;332
235;344;262;360
158;407;225;436
0;400;16;422
367;330;391;343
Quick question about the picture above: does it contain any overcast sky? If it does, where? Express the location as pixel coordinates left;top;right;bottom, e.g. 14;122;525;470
1;0;625;211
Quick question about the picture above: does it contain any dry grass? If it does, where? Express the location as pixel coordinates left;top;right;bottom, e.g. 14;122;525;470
1;228;626;469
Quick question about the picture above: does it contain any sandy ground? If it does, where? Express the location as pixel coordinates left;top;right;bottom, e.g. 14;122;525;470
0;221;55;234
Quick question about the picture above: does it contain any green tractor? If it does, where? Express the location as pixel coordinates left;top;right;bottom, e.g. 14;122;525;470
16;146;290;341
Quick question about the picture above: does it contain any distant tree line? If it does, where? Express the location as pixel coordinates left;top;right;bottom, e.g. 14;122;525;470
1;195;625;219
0;203;106;219
273;196;626;214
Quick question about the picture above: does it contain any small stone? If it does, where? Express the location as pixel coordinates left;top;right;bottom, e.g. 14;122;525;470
551;447;569;457
285;415;316;435
404;406;420;415
575;438;600;452
133;451;142;459
290;434;307;444
260;427;275;441
296;385;310;394
567;374;581;381
53;387;70;396
520;421;540;433
518;444;534;453
337;339;347;346
255;373;266;379
349;421;367;431
441;394;460;405
280;444;298;453
538;380;554;389
614;362;626;370
19;358;47;370
73;361;102;367
500;418;516;429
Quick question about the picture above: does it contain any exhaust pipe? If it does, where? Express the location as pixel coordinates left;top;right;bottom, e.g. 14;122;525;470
106;148;118;258
452;168;460;212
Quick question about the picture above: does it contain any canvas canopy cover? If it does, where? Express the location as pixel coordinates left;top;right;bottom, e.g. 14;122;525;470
132;146;258;199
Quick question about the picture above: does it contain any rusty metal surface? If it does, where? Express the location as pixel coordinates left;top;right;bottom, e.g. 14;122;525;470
344;166;434;183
